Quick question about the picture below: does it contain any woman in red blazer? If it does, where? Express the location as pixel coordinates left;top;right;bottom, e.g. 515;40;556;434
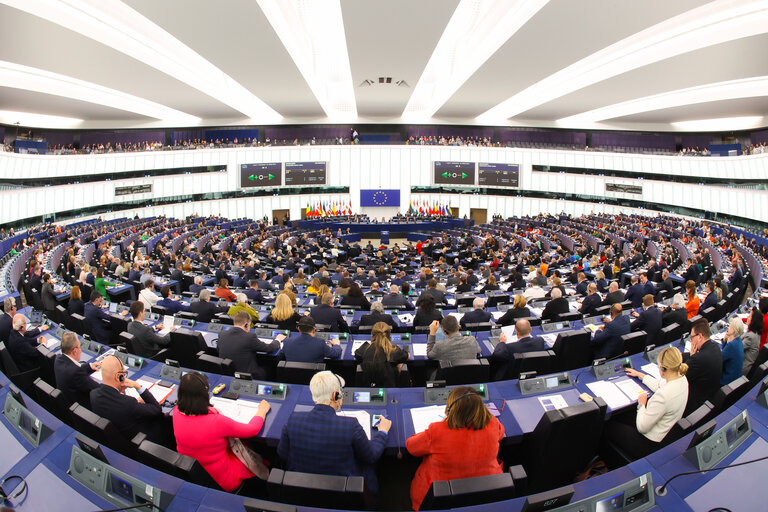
406;386;505;510
172;372;271;491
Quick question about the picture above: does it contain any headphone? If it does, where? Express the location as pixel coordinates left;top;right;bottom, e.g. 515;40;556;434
333;373;344;402
0;474;28;504
445;390;478;415
190;371;209;392
118;371;126;383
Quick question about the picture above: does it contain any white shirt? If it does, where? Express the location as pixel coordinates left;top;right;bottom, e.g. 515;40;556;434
139;288;160;308
637;374;689;442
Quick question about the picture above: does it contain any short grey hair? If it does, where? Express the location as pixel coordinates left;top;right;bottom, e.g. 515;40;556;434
199;289;211;301
729;317;745;338
60;331;79;354
3;297;15;313
310;371;345;405
194;276;203;285
236;293;248;304
672;293;685;308
473;297;485;309
389;284;399;293
370;301;384;314
12;315;25;331
550;288;562;299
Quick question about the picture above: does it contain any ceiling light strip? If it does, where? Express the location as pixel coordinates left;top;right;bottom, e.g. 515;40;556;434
671;116;765;131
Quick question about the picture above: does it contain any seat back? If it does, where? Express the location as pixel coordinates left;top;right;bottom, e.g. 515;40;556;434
661;322;683;344
132;433;220;489
436;359;489;385
748;358;768;387
0;341;40;395
747;348;768;382
621;331;647;355
33;377;72;425
486;293;511;308
557;311;583;323
509;350;556;380
552;330;592;372
276;361;326;385
70;313;88;336
421;472;517;510
267;469;367;510
521;398;607;493
169;328;208;369
703;376;751;423
68;403;135;457
109;314;131;346
196;352;236;376
35;344;57;387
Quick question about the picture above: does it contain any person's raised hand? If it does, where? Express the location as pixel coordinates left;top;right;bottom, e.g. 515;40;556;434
429;320;440;336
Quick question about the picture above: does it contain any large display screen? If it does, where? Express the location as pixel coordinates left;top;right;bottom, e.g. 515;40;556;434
285;161;327;186
478;162;520;187
240;163;282;188
433;161;476;185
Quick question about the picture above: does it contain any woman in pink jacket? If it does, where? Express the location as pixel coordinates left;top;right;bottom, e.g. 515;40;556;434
172;372;270;491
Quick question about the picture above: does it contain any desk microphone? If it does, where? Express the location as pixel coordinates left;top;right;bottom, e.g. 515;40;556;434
655;454;768;496
575;351;629;383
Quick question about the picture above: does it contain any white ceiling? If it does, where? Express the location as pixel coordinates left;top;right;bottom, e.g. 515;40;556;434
0;0;767;132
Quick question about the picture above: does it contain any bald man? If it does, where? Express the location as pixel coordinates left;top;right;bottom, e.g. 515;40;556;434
491;318;546;380
90;355;173;447
7;313;49;372
602;281;625;307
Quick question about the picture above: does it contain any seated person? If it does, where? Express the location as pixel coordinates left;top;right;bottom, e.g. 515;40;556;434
413;294;443;328
624;275;645;309
278;371;392;497
157;285;190;314
0;297;16;343
742;306;762;376
214;278;237;302
90;355;174;447
67;286;85;317
189;276;206;296
419;279;446;305
7;313;49;372
218;311;281;379
310;292;350;332
682;318;722;415
381;284;413;310
540;287;569;321
354;321;409;387
574;272;589;296
54;331;101;408
427;316;481;363
358;301;397;330
138;280;160;309
601;281;625;306
459;297;492;330
720;318;744;386
698;280;718;315
491;318;545;380
173;372;271;491
227;293;260;323
340;282;371;311
479;275;500;293
496;294;530;326
662;293;688;327
264;294;302;332
84;291;126;343
611;346;689;459
684;280;700;320
127;301;174;358
243;280;266;303
189;289;227;323
591;303;630;360
407;386;505;511
579;283;602;316
630;294;662;341
281;316;342;363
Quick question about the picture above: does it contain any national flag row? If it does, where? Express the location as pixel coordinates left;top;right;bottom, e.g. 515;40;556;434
306;201;353;218
408;200;453;216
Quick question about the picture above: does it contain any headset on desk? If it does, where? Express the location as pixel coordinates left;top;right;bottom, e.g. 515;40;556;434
0;474;28;506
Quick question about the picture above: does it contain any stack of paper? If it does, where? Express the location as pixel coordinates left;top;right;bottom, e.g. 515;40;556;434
412;344;428;357
491;311;505;320
586;381;632;409
615;379;646;402
541;333;558;347
409;405;446;434
538;394;568;412
42;336;60;350
210;396;260;424
449;312;464;322
529;307;544;317
337;410;371;440
640;363;661;380
124;379;175;404
351;340;367;353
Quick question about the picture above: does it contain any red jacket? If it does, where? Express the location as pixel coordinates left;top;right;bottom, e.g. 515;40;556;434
406;416;505;510
173;407;264;491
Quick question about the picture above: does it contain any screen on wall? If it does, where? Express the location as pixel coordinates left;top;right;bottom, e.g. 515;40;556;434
240;163;282;188
433;161;476;185
285;161;327;186
478;163;520;187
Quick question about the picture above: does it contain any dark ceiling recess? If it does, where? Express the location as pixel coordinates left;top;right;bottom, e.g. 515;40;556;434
359;78;409;87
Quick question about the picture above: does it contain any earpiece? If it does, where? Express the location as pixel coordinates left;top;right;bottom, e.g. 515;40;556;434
118;372;126;383
445;390;478;415
333;373;343;402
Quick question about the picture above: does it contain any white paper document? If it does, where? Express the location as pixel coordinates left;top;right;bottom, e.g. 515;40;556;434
337;410;371;440
409;405;446;434
449;312;464;322
641;363;661;380
541;333;558;348
586;380;632;409
352;340;367;353
500;325;517;342
538;394;568;412
412;344;428;357
210;397;260;424
615;379;646;402
529;307;544;317
491;311;505;320
42;336;60;350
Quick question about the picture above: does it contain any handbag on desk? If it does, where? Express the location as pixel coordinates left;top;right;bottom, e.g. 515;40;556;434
228;438;270;480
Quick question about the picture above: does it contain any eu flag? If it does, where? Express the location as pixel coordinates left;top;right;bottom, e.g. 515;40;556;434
360;189;400;207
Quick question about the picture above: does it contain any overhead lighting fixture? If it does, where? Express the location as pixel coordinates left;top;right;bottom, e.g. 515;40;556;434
478;0;768;123
671;116;764;131
0;110;82;128
403;0;549;121
558;76;768;127
1;0;281;121
0;61;199;125
256;0;357;120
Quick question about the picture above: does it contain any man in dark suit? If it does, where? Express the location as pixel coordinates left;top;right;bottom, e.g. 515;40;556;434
631;294;662;343
156;285;190;314
541;288;570;321
662;293;688;327
84;291;114;343
460;297;492;329
624;275;645;309
381;284;413;310
0;297;17;343
683;319;723;415
602;281;625;307
657;269;675;297
419;279;446;305
233;270;248;289
41;273;59;314
243;280;266;303
278;371;391;497
127;263;142;283
591;304;631;360
698;280;718;314
170;263;184;284
727;261;742;289
574;272;588;296
7;314;49;372
217;311;280;379
189;276;206;296
54;331;100;408
127;301;173;358
282;316;341;363
639;272;656;298
682;258;700;283
579;283;602;317
310;293;349;332
491;318;546;379
189;289;226;323
90;355;173;447
358;301;398;330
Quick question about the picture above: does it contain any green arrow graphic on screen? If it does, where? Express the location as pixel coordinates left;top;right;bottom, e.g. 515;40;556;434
248;174;275;181
248;175;255;181
441;172;469;179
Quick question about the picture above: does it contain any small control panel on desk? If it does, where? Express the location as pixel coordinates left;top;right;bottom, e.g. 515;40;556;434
229;378;288;400
342;388;387;404
685;410;751;470
114;350;144;370
159;363;183;382
592;357;633;379
518;372;573;395
424;383;488;404
3;393;52;447
316;331;350;341
545;473;654;512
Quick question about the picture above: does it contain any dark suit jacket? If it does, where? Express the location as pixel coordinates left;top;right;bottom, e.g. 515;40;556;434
657;278;674;296
90;384;168;444
541;297;570;321
683;340;723;415
358;312;397;330
189;284;206;296
84;302;111;343
310;304;350;332
575;281;588;296
243;288;265;303
7;328;44;372
579;294;602;316
460;309;492;329
340;294;371;311
42;282;58;311
602;290;625;307
217;326;280;379
631;306;662;340
413;309;443;328
699;291;718;314
189;300;223;323
127;321;171;357
67;299;85;317
420;288;446;304
54;354;98;408
281;333;342;363
380;293;413;310
591;315;631;360
624;283;645;309
492;335;546;361
662;306;688;328
278;404;388;495
0;312;12;343
496;307;530;327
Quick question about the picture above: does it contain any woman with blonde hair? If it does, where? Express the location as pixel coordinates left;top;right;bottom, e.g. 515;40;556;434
613;346;689;458
307;277;321;296
265;293;302;331
279;282;298;306
313;284;330;305
496;294;530;326
354;321;409;387
292;268;308;286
